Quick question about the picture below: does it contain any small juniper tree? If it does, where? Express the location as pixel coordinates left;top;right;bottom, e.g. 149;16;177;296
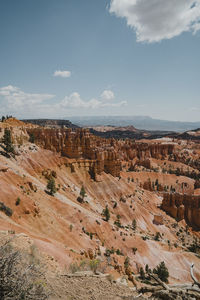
102;205;110;222
46;177;56;196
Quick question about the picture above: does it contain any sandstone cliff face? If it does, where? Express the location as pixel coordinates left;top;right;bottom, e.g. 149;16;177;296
27;128;176;178
27;128;121;177
162;193;200;228
119;141;174;161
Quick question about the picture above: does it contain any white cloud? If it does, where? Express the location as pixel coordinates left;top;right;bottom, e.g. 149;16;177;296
61;93;101;109
53;70;71;78
109;0;200;42
0;85;127;117
0;85;55;115
101;89;115;101
61;91;127;109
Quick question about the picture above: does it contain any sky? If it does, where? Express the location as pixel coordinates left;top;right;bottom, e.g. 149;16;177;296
0;0;200;121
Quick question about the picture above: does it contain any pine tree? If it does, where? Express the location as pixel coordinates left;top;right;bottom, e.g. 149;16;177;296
102;205;110;222
132;219;137;231
80;186;86;199
139;267;145;280
153;261;169;283
124;256;130;269
29;133;35;143
46;177;56;196
3;128;14;153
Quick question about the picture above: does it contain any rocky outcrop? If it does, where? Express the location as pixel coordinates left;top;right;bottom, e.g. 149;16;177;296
162;193;200;229
153;215;164;225
27;128;121;177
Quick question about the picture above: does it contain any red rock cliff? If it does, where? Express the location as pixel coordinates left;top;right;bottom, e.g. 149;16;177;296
162;193;200;228
27;128;121;177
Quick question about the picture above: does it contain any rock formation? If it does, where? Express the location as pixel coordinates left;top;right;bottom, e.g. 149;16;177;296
162;193;200;228
27;128;121;177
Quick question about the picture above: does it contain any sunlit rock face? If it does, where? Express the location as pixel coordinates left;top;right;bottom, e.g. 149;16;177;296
162;193;200;228
27;128;121;177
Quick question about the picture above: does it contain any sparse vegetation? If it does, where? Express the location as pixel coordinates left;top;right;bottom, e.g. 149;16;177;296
0;242;48;299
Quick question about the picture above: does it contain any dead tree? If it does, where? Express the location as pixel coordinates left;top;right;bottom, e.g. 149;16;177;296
139;263;200;299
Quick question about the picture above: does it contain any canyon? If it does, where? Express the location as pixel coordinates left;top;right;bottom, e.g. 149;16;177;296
0;118;200;299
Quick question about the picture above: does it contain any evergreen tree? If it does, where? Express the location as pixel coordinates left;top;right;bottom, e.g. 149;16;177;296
139;267;145;280
102;205;110;222
46;177;56;196
124;256;130;269
29;133;35;143
153;261;169;283
3;128;14;153
80;185;86;199
132;219;137;231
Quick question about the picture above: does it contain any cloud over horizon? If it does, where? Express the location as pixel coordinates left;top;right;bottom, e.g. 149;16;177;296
0;85;127;117
109;0;200;42
53;70;71;78
61;90;127;109
0;85;55;115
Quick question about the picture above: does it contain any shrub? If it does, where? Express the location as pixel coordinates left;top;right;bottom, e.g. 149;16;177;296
114;215;122;227
154;232;160;241
89;259;100;274
69;262;80;273
116;249;124;256
0;242;48;299
132;247;137;255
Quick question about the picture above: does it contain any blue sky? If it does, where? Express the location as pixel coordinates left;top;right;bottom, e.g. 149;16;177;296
0;0;200;121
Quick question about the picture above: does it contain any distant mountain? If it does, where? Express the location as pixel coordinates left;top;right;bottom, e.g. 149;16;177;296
68;116;200;132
